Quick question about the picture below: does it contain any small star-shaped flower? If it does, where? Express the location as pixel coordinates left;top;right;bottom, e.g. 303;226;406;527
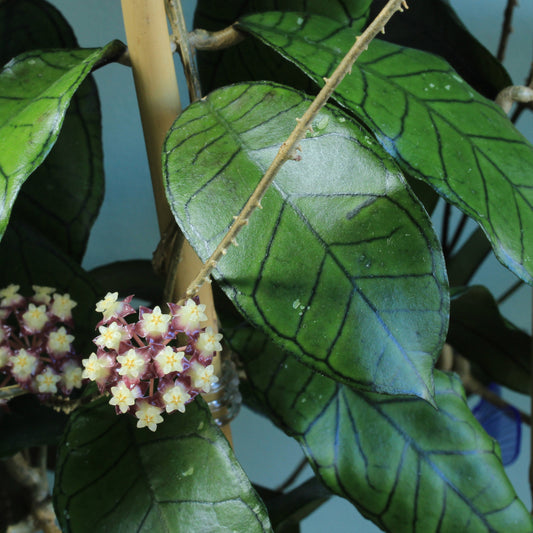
60;360;83;392
10;349;38;381
109;381;141;413
32;285;55;305
162;382;191;413
154;346;185;376
195;327;223;357
48;326;75;356
138;306;171;339
0;284;23;307
50;293;77;321
117;348;147;379
35;368;61;394
188;362;218;393
135;401;163;431
171;299;207;333
94;322;129;351
81;353;113;383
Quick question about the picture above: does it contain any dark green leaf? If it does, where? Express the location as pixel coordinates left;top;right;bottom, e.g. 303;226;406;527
89;260;164;304
194;0;372;94
164;82;448;400
54;397;272;533
0;394;68;457
240;13;533;285
0;0;104;261
0;215;101;353
228;325;533;532
448;285;530;394
0;39;124;241
369;0;511;99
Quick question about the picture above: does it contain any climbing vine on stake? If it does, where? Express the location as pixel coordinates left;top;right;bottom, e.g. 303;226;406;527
1;0;533;531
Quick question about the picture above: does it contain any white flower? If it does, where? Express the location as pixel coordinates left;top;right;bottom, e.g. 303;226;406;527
117;349;147;379
81;353;112;382
94;322;128;351
0;284;23;307
196;327;223;356
139;306;171;338
109;381;141;414
154;346;185;375
135;401;163;431
162;382;191;413
61;361;83;391
188;362;218;393
10;349;38;380
47;327;74;355
95;292;123;321
174;299;207;333
22;303;48;332
32;285;55;305
50;293;77;321
35;368;61;394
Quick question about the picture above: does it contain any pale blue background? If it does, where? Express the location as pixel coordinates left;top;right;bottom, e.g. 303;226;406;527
43;1;533;531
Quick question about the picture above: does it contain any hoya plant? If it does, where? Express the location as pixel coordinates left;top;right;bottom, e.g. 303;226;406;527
0;0;532;531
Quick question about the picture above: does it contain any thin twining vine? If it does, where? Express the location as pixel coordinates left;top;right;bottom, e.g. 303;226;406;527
180;0;410;302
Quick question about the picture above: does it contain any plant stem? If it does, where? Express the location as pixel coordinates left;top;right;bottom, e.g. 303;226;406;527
166;0;202;102
189;25;246;51
497;278;524;304
497;0;518;62
120;1;231;445
511;62;533;124
275;457;309;493
182;0;410;300
441;202;451;257
447;213;468;254
495;84;533;114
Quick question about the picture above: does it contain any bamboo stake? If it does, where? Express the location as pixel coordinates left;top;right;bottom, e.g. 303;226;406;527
120;0;231;444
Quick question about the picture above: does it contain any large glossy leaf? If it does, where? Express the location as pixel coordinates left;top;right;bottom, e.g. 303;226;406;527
369;0;511;99
194;0;372;94
448;286;530;395
0;0;104;262
54;397;272;533
240;13;533;285
164;82;448;400
0;39;123;240
227;324;533;532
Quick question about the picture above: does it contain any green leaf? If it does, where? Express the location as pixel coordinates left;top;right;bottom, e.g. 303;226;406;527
164;82;448;400
0;39;124;241
89;260;164;304
227;324;533;532
448;285;530;394
369;0;511;99
240;13;533;285
194;0;372;94
0;0;104;261
0;215;101;353
0;394;68;458
54;397;272;533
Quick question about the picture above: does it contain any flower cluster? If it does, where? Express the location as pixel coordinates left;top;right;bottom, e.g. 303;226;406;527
0;284;82;398
82;293;221;431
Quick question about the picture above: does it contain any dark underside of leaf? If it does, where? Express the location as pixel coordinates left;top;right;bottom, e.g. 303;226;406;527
448;286;530;395
239;12;533;285
225;320;533;533
164;81;448;401
54;397;272;533
369;0;511;99
193;0;372;94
